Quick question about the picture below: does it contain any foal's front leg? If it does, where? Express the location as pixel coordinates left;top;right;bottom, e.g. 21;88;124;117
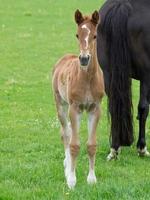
87;104;100;184
67;103;81;189
54;93;71;170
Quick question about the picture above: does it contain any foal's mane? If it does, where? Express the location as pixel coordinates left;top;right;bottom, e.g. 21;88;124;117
82;16;91;21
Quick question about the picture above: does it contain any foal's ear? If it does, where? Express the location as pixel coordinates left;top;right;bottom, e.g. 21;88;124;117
75;9;84;25
91;10;99;25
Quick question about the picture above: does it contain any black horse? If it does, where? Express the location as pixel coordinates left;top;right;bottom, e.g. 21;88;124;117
97;0;150;160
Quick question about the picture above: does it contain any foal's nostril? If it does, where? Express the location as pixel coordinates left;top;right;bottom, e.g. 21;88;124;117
79;55;82;61
87;55;90;61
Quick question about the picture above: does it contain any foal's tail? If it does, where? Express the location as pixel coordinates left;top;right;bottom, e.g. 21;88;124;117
101;0;134;146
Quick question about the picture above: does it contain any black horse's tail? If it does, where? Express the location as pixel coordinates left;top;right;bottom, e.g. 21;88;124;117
101;0;133;147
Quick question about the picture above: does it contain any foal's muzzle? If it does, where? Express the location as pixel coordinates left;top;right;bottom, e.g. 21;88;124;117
79;54;91;67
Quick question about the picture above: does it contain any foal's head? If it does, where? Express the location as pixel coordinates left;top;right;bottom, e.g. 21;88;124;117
75;10;99;69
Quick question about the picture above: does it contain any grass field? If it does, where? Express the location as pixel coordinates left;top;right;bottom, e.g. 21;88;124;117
0;0;150;199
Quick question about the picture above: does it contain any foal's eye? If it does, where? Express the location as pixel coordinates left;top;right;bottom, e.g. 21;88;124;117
76;34;79;38
94;35;97;39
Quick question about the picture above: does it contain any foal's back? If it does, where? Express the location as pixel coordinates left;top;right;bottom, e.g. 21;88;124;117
52;54;79;102
53;54;78;77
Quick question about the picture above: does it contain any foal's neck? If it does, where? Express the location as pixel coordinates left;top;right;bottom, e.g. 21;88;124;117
88;42;98;73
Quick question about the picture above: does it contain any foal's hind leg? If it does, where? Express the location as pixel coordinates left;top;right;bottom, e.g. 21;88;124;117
54;93;71;174
137;82;150;157
87;104;100;184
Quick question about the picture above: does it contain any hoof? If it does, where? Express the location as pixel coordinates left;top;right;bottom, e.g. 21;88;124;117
87;170;97;184
138;147;150;157
67;173;76;189
107;148;120;161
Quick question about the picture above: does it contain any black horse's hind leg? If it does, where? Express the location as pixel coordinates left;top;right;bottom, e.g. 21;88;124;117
106;125;121;161
104;72;121;161
137;82;150;156
103;71;121;161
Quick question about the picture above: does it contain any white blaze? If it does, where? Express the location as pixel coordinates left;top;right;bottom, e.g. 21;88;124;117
82;24;90;49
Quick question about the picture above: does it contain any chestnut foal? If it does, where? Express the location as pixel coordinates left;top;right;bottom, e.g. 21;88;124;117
52;10;104;189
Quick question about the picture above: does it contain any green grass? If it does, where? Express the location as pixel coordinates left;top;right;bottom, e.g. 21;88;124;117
0;0;150;199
